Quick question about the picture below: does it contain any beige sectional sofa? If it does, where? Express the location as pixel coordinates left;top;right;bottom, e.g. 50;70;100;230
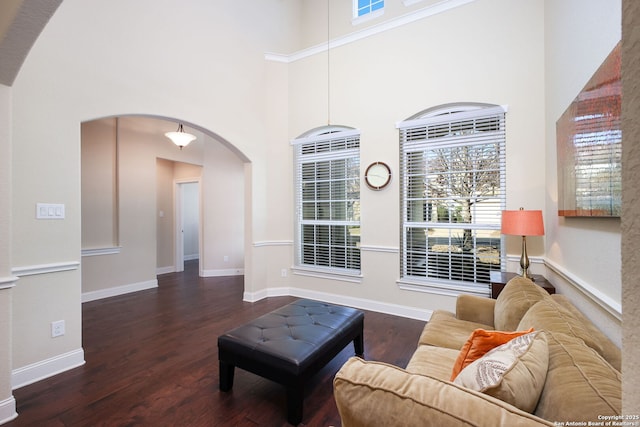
334;276;621;426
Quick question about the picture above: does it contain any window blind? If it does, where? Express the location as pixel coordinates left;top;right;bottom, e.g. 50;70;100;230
293;129;361;273
399;106;506;291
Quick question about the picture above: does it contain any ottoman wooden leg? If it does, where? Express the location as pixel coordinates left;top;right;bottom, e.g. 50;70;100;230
219;361;235;392
286;384;304;425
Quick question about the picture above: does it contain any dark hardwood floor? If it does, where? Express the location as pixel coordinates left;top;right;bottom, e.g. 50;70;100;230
7;261;426;427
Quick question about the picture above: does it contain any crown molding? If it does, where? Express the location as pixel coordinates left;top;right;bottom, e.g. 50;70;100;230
265;0;477;63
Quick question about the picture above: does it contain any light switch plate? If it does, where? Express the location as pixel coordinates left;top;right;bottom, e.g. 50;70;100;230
36;203;65;219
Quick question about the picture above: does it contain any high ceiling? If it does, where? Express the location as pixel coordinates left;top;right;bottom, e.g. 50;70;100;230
0;0;61;86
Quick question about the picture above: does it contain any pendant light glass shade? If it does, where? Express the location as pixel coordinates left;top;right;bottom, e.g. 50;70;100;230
165;123;196;149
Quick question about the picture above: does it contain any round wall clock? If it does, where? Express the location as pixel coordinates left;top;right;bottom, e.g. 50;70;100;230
364;161;392;190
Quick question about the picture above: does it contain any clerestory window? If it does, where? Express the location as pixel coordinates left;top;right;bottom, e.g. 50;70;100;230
292;127;361;276
398;104;507;296
354;0;384;19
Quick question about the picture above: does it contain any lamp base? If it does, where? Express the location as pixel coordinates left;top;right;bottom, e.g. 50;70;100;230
519;235;534;281
520;269;536;282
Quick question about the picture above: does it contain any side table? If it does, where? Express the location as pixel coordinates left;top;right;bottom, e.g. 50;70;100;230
490;271;555;299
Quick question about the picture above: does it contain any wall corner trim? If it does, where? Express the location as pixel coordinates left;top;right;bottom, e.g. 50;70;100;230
12;261;80;277
81;247;121;257
0;276;18;290
545;258;622;320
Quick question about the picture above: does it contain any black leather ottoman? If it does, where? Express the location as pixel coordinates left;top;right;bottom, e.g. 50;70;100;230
217;299;364;425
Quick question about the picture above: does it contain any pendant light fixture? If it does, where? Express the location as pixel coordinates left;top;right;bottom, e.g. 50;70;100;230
165;123;196;150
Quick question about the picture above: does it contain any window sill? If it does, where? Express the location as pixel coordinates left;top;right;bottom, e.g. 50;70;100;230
292;266;363;283
352;9;384;26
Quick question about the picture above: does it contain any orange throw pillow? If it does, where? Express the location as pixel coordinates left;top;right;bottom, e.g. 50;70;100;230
450;328;534;381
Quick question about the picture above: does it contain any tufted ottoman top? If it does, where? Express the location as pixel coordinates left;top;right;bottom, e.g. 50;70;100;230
218;299;364;376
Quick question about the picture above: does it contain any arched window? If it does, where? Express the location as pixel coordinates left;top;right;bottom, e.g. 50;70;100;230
397;103;507;296
291;126;361;276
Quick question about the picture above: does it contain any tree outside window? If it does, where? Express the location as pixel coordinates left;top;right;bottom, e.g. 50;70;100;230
400;105;506;290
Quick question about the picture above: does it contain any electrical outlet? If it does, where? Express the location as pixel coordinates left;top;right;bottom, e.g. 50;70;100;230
51;320;65;338
281;268;287;278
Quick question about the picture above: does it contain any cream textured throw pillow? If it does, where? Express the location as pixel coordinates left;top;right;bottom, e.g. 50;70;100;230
453;331;548;413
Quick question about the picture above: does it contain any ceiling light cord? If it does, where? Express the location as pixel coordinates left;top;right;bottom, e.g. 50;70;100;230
327;0;331;126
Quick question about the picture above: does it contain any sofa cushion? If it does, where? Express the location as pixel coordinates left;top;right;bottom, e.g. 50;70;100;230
494;276;549;331
419;310;494;350
456;294;497;326
517;297;605;359
551;294;621;371
406;345;460;381
450;328;534;380
334;357;554;427
453;331;548;413
533;331;621;422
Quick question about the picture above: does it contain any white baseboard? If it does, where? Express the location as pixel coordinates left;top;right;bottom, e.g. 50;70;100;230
12;348;85;390
243;287;432;322
0;396;17;425
82;279;158;303
156;266;175;275
184;254;199;261
202;268;244;277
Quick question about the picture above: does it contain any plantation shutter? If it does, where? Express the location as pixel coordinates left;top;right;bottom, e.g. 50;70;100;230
398;105;506;294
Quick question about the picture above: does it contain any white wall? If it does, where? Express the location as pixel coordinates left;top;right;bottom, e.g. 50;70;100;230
11;0;296;383
202;141;245;277
278;0;546;315
6;0;627;401
82;116;243;299
81;118;118;249
156;159;203;271
544;0;622;343
182;182;200;261
157;157;176;271
0;83;16;423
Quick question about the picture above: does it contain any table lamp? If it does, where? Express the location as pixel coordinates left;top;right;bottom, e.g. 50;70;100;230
501;208;544;280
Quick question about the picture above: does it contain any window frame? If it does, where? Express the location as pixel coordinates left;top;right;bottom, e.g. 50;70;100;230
291;126;362;280
397;104;507;297
353;0;385;23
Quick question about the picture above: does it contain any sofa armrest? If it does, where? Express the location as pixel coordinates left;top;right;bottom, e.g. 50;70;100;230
334;357;552;427
456;294;496;327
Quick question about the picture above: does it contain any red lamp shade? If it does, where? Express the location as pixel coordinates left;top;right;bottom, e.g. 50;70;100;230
501;209;544;236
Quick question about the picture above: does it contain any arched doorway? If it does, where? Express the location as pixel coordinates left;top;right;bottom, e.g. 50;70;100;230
80;115;247;301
